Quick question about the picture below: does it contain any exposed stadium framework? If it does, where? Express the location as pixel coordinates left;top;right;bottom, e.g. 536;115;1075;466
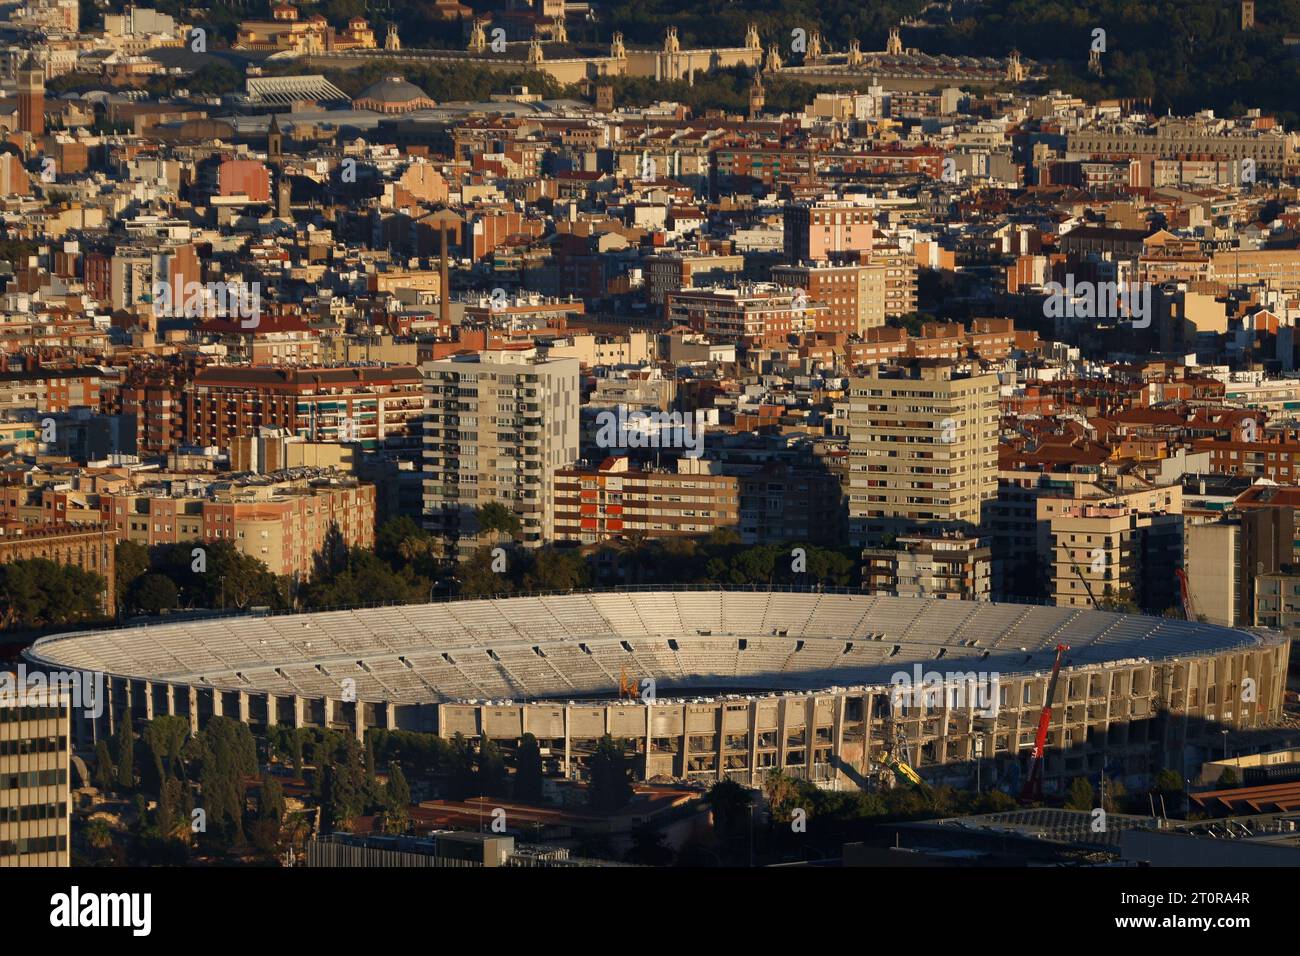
27;588;1291;793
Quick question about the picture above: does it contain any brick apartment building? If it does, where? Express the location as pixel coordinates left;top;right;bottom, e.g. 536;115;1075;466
185;365;424;455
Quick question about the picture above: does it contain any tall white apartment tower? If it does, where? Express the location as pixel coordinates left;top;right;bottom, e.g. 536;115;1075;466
422;347;580;551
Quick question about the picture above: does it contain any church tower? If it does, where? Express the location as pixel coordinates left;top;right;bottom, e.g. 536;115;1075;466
17;53;44;138
267;113;282;164
748;72;765;121
277;176;291;218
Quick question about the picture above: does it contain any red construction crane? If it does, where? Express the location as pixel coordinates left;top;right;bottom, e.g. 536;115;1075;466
1020;642;1070;802
1175;568;1197;621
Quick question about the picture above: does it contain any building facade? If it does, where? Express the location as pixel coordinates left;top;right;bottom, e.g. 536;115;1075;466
422;347;580;549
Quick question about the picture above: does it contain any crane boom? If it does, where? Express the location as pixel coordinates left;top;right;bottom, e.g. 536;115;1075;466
1175;568;1197;621
1021;643;1070;801
1071;556;1099;609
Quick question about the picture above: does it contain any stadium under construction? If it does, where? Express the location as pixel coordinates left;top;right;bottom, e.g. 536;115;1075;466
25;589;1291;794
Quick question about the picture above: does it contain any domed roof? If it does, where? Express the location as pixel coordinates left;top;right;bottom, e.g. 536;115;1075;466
357;75;430;104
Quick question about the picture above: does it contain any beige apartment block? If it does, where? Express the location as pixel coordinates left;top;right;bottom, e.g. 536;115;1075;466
422;347;580;549
1185;520;1241;626
848;360;999;547
0;683;70;867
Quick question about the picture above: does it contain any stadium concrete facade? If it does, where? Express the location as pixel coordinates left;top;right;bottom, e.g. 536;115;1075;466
25;589;1291;793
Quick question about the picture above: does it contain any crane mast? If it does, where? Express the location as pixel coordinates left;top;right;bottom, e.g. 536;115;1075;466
1021;642;1070;801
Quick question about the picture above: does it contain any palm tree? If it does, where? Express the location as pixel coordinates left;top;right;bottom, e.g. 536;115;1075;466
85;818;113;861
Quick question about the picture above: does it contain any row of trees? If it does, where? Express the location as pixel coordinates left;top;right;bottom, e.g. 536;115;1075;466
116;539;287;616
90;712;640;863
108;517;861;624
90;714;282;863
455;527;858;599
0;559;105;630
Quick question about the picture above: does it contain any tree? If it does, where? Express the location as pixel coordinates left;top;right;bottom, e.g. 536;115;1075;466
446;733;476;800
587;735;633;812
521;547;591;592
129;574;179;615
154;540;285;611
1064;776;1095;811
115;540;150;611
763;769;801;823
477;737;509;797
322;736;367;833
301;547;432;609
290;729;304;781
625;822;674;866
1153;769;1185;795
376;516;438;567
85;817;113;859
0;559;107;628
454;546;515;599
385;761;411;810
115;718;135;791
259;774;286;824
1217;767;1240;788
475;502;521;538
142;715;189;795
706;779;753;842
93;739;115;792
513;733;544;803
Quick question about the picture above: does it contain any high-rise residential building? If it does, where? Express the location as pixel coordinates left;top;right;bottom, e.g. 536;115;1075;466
554;456;739;543
771;261;887;336
861;532;992;600
0;681;70;867
665;285;827;347
783;199;875;263
1049;504;1183;612
422;346;580;549
185;365;425;456
847;360;999;547
1184;520;1241;626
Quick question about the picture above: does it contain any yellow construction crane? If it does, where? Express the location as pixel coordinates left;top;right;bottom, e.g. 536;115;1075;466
874;709;927;791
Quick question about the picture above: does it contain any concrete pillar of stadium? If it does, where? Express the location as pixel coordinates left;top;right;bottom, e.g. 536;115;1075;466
562;705;571;779
210;687;223;719
831;696;845;790
120;678;132;733
714;707;725;782
353;701;365;743
292;695;305;729
187;686;199;736
237;691;250;724
938;690;951;766
643;706;652;782
383;703;396;731
747;702;759;787
860;693;874;783
775;697;789;774
164;684;175;722
803;697;815;779
143;681;155;721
